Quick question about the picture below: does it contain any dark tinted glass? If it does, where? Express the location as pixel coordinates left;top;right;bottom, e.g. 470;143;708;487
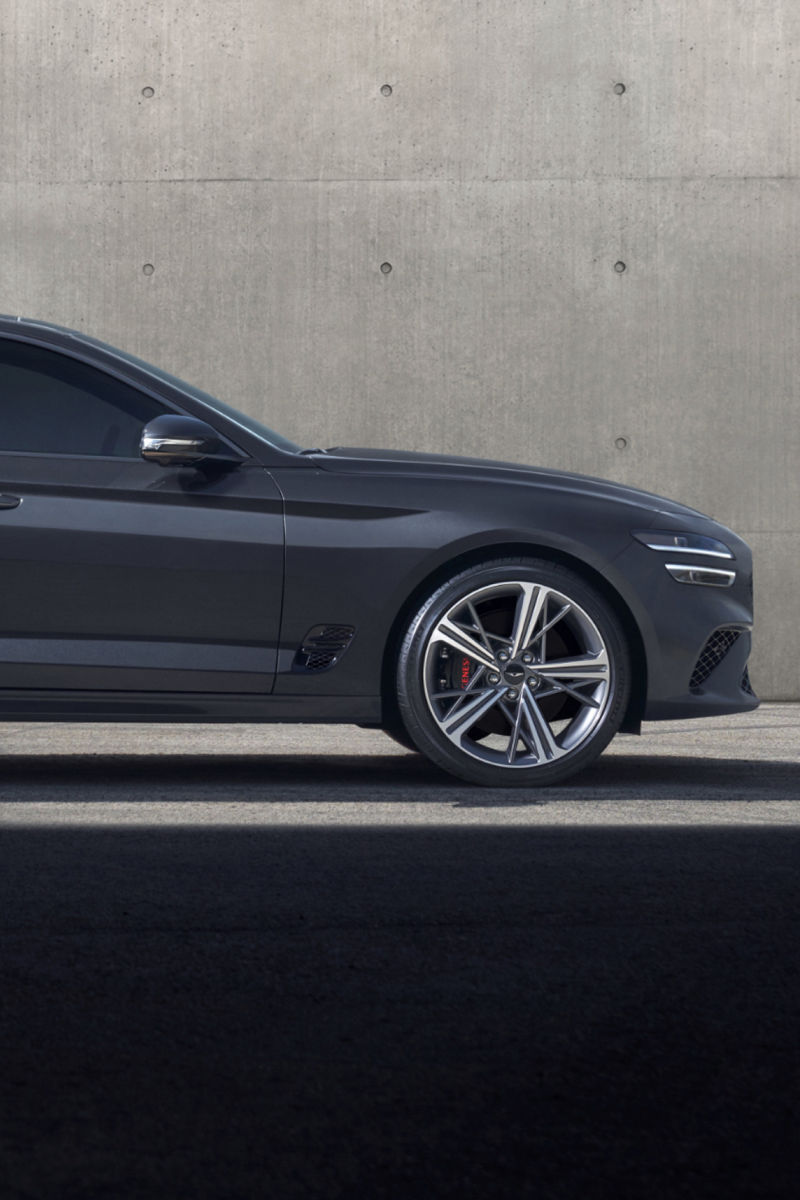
0;340;167;457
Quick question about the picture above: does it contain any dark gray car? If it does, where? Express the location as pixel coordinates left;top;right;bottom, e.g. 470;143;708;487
0;316;756;785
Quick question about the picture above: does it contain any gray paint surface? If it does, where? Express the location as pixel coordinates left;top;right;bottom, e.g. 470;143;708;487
2;1;797;695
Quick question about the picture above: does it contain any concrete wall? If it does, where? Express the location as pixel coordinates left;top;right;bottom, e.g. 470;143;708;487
2;1;798;697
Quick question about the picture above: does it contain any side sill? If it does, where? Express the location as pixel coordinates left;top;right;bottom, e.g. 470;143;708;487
0;692;382;724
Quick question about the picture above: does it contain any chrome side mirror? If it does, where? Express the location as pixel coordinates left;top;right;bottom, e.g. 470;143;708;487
140;415;243;467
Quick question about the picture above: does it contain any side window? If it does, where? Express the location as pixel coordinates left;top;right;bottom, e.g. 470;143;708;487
0;340;168;457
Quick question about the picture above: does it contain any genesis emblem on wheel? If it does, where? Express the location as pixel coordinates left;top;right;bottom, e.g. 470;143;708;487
397;559;631;786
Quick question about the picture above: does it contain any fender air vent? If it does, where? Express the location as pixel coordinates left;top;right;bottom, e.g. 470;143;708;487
293;624;355;673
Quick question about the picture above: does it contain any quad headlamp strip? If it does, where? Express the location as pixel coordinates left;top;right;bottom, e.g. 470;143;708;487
632;530;736;588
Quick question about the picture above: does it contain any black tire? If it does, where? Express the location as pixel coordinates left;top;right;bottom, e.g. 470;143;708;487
396;557;631;787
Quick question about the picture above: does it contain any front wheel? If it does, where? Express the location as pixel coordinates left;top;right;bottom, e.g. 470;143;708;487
396;558;631;787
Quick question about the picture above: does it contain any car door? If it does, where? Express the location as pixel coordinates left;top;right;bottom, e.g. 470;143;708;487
0;336;284;692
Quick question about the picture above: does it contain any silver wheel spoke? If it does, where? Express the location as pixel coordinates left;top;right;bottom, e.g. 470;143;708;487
505;695;528;764
497;698;539;760
529;602;572;662
521;690;560;762
443;685;503;739
434;616;497;672
466;601;497;656
434;666;487;718
549;681;602;708
537;651;608;684
510;584;547;658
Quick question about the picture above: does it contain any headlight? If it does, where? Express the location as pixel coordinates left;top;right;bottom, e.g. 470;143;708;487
632;530;736;587
663;563;735;587
632;530;734;560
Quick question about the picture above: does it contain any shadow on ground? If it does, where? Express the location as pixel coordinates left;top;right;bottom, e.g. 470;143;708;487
0;749;797;804
1;821;799;1198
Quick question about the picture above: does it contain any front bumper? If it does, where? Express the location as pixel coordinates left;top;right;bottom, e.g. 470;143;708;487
645;625;758;721
609;533;758;723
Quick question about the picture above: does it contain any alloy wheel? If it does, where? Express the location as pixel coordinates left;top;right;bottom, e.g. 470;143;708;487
422;580;612;768
397;559;630;785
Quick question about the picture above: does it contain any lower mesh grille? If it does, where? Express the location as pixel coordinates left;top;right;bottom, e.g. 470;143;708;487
293;624;355;673
740;666;755;696
689;628;741;691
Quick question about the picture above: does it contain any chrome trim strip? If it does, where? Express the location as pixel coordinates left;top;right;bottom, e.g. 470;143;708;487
665;563;736;587
142;436;205;451
632;530;735;559
644;543;733;559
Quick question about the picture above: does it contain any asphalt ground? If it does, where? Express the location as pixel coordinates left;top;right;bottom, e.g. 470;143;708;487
1;706;799;1199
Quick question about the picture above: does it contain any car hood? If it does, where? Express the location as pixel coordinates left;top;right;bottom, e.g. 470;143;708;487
314;446;707;520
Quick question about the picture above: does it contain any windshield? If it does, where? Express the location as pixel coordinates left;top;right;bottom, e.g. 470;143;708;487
66;329;303;454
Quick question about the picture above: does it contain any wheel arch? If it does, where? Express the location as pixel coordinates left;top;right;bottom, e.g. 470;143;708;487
380;540;647;734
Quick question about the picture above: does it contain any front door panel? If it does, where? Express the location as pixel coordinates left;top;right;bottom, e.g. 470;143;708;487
0;454;284;692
